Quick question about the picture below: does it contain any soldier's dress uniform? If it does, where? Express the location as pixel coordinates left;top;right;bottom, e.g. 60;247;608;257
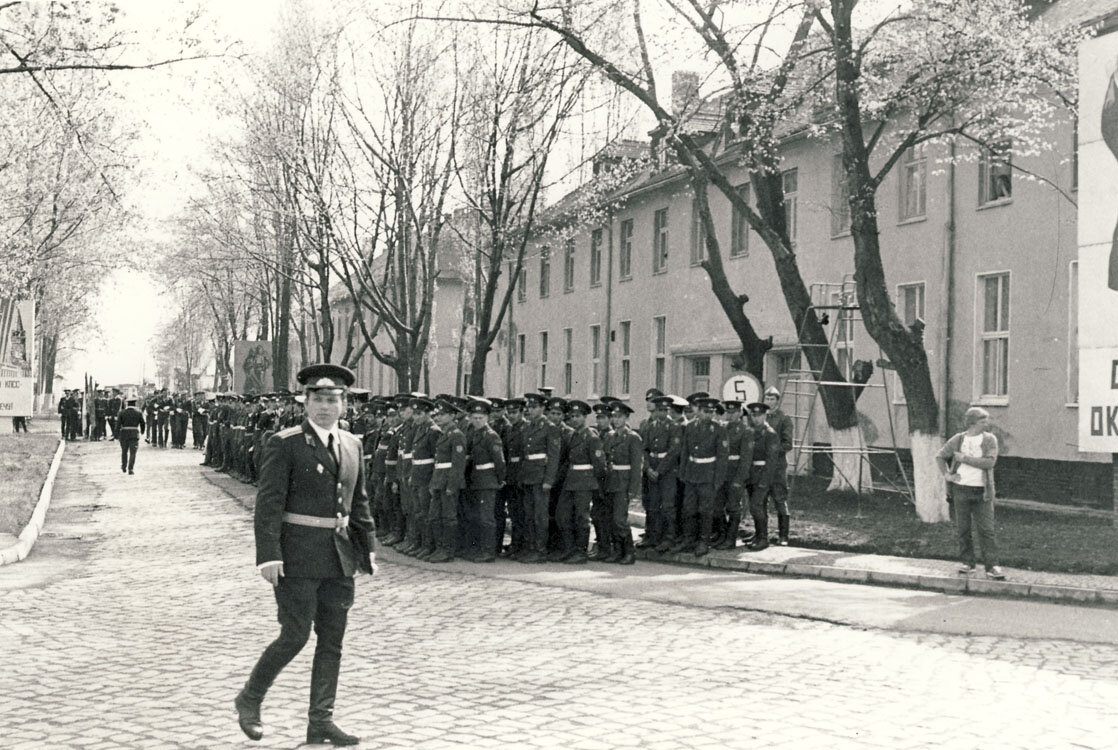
464;402;506;562
517;394;561;562
715;402;746;548
601;404;642;564
428;402;468;563
116;402;145;475
645;400;683;552
499;404;527;557
552;401;608;564
406;403;440;559
746;403;782;551
766;399;795;545
392;411;419;554
236;364;373;747
674;398;728;556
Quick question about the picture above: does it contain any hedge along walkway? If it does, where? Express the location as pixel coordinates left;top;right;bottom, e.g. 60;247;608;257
0;435;66;565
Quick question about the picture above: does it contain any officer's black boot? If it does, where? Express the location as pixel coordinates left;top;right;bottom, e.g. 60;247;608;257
715;512;740;550
589;523;612;561
747;516;769;551
234;686;264;741
778;513;790;546
671;517;697;554
618;534;636;565
428;521;456;563
694;513;712;556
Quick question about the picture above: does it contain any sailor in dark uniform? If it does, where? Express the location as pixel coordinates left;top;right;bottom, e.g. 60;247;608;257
234;364;374;747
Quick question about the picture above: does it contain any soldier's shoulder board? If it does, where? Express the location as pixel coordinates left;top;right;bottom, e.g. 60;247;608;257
275;425;303;440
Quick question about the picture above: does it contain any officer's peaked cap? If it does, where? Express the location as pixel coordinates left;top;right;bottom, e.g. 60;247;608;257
297;363;355;391
566;399;592;416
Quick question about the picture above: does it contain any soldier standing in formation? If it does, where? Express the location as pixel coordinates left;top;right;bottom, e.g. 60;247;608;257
764;386;795;546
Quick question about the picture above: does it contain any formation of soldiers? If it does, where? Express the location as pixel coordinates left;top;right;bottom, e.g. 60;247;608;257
56;388;124;441
139;389;233;451
198;382;794;565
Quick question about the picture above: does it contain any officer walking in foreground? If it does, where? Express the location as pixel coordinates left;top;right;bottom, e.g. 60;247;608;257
235;364;374;747
116;398;145;475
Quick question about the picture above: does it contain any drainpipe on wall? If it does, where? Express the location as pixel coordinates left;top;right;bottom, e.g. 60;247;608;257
942;134;958;437
605;209;615;396
506;275;515;398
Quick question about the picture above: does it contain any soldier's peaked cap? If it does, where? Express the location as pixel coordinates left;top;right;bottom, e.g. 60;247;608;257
722;399;743;409
591;402;612;415
466;398;492;414
746;401;769;414
566;399;592;416
696;397;721;410
297;363;355;391
523;392;547;405
410;397;435;412
610;402;634;415
598;395;622;405
645;387;664;401
538;386;555;397
686;391;711;404
547;397;568;411
651;395;674;407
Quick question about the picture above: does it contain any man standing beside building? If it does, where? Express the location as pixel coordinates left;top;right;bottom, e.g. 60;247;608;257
936;407;1005;580
464;399;505;562
517;392;560;563
552;400;607;564
744;402;781;551
235;363;373;747
673;397;727;556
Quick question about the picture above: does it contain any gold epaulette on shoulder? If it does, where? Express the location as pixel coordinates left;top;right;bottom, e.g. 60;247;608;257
275;426;302;439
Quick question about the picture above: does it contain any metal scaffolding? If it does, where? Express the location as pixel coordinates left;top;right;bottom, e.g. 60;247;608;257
781;277;914;507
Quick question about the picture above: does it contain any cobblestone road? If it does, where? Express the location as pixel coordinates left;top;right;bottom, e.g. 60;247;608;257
1;441;1117;749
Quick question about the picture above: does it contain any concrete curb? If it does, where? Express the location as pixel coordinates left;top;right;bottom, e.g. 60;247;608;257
634;547;1118;607
0;438;66;566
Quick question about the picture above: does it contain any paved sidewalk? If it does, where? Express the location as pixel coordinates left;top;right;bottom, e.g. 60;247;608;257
205;468;1118;607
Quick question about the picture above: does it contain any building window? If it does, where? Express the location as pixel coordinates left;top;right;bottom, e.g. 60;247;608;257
690;197;707;265
619;219;633;279
899;143;927;221
517;263;526;302
766;349;802;392
730;183;749;258
979;140;1012;206
619;320;631;397
691;356;710;394
539;246;550;298
893;282;926;403
563;328;573;395
590;324;602;397
539;331;549;388
978;272;1010;398
563;238;575;293
516;333;526;393
590;229;603;287
653;207;669;273
1068;261;1078;404
653;315;667;391
831;154;850;236
783;168;798;245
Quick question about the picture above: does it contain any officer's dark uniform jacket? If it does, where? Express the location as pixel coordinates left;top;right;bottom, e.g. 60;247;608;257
722;418;746;488
254;421;374;578
466;425;506;490
680;419;728;487
370;424;394;481
409;421;439;488
604;425;643;497
117;406;145;437
519;415;561;486
429;424;468;493
745;423;781;495
559;425;607;492
644;416;683;478
503;420;525;486
394;420;418;487
767;408;794;476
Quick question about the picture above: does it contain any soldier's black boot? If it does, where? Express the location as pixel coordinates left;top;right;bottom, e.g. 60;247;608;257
306;722;359;746
693;513;713;556
234;688;264;741
778;513;790;546
747;517;769;551
428;521;456;563
589;526;612;561
618;534;636;565
716;512;741;550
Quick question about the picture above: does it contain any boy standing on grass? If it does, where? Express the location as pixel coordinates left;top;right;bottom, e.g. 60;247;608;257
936;407;1006;580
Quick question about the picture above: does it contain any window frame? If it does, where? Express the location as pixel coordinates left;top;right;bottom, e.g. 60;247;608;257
619;218;634;280
782;168;798;245
538;246;550;298
563;327;573;395
730;183;750;258
589;324;602;398
974;271;1011;404
563;237;576;293
619;320;632;398
978;139;1013;207
539;330;549;388
652;314;667;391
831;153;851;237
590;229;603;287
516;333;526;394
898;143;927;223
892;281;927;404
653;207;669;274
690;197;708;266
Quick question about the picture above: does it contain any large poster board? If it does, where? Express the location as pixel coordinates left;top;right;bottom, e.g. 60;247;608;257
1078;31;1118;452
233;341;272;395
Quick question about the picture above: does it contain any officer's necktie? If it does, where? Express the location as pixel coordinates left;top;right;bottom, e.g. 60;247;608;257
328;433;338;468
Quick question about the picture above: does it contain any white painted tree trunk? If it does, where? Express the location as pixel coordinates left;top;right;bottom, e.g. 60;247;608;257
910;431;951;522
826;425;869;493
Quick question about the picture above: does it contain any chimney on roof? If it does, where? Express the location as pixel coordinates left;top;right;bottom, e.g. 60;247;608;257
672;71;700;119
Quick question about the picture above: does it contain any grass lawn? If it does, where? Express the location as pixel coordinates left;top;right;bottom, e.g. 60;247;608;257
789;477;1118;576
0;433;59;535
